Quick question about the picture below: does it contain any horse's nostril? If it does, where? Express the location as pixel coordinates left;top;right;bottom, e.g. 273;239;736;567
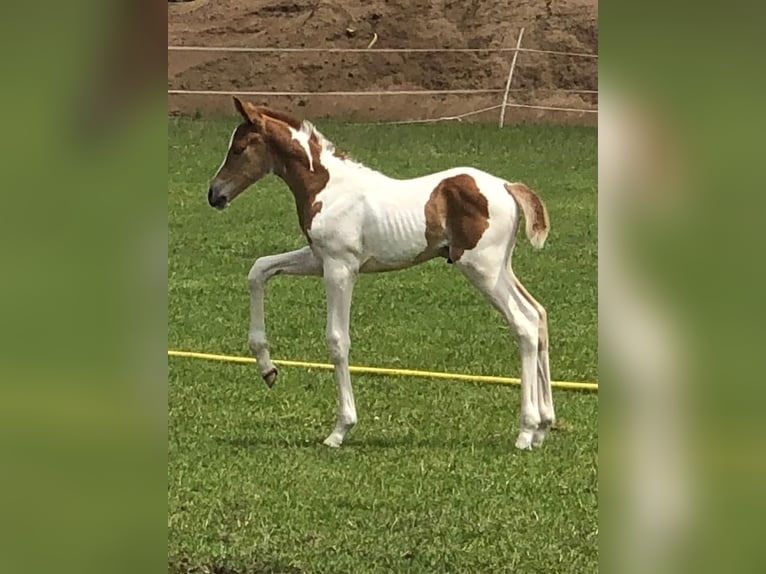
208;187;228;210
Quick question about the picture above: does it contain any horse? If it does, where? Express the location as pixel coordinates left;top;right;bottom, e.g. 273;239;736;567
207;97;555;449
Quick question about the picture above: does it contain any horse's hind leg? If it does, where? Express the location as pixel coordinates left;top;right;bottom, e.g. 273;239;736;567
247;246;322;386
512;276;555;446
455;249;541;449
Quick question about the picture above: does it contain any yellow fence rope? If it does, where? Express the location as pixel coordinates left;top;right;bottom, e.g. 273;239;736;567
168;349;598;392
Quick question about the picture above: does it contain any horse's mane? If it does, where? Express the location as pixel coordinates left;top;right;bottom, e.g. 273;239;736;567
258;106;349;160
256;106;303;131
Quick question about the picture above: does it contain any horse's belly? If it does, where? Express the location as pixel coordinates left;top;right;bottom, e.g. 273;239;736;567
360;208;429;271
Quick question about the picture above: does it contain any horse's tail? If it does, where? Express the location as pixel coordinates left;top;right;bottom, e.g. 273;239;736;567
504;182;550;249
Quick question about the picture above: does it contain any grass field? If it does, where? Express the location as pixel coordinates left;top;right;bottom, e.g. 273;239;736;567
168;116;598;573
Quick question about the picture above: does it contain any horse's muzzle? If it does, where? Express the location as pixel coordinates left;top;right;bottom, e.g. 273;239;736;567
208;186;228;210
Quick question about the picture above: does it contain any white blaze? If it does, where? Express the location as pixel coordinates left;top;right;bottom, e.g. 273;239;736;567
215;127;238;177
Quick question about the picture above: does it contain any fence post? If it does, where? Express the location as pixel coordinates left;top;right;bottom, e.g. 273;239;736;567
498;28;525;128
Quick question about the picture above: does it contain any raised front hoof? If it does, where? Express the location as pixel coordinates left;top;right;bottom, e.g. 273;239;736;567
262;367;279;388
322;433;344;448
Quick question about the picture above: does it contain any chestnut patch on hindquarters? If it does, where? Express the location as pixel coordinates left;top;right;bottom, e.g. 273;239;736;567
424;174;490;262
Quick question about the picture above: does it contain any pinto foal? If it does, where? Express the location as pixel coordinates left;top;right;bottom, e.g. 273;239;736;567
208;97;555;449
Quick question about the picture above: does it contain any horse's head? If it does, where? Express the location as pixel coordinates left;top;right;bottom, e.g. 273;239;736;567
207;97;274;210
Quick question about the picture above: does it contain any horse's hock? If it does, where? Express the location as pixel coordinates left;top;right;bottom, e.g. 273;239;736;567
168;0;598;124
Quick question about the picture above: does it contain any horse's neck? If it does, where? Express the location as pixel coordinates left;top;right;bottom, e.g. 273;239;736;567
275;131;390;200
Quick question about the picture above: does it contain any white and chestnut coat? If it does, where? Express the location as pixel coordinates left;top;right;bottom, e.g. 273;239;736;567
208;97;555;449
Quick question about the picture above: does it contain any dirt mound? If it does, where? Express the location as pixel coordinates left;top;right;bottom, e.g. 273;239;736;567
168;0;597;123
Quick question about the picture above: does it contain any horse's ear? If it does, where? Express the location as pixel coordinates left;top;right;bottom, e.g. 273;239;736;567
232;96;264;130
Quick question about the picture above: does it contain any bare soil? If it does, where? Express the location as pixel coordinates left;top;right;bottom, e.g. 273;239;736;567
168;0;597;124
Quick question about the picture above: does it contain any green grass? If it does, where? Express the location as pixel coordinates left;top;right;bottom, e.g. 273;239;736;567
168;116;597;573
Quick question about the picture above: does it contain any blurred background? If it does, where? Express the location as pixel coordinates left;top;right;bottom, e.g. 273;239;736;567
168;0;597;123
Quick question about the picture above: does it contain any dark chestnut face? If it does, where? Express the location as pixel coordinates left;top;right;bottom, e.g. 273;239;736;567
207;121;274;210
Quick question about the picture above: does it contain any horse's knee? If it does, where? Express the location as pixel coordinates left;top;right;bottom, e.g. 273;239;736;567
326;329;350;362
247;258;271;289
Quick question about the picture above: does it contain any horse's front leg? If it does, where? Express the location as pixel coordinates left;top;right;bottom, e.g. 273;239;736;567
321;258;358;447
247;246;322;386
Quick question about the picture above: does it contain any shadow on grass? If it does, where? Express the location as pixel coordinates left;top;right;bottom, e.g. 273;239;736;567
218;435;326;450
217;433;521;451
170;555;302;574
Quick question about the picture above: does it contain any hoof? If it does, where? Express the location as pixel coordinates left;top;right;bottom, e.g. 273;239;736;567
532;419;553;447
262;367;278;388
531;430;547;447
323;434;343;448
515;430;534;450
